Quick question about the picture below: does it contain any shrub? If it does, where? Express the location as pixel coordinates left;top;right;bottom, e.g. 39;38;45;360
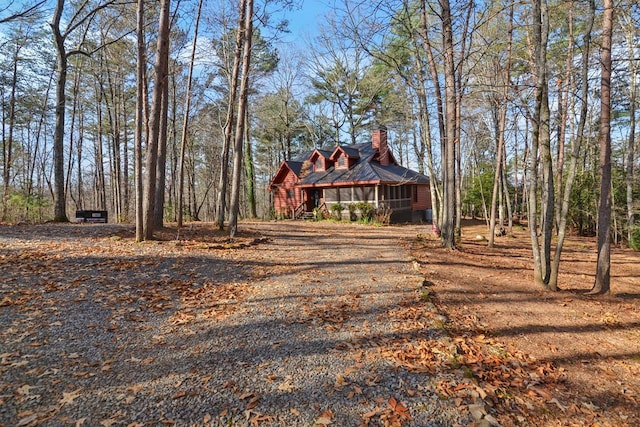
630;227;640;251
330;203;344;220
374;206;392;225
6;192;50;223
356;202;374;222
312;207;326;221
348;203;357;221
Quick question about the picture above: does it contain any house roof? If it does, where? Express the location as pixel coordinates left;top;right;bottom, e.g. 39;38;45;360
331;145;360;160
267;160;304;190
296;142;430;188
287;160;305;176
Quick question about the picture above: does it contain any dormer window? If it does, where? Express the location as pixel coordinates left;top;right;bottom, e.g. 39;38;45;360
337;155;347;169
315;157;323;171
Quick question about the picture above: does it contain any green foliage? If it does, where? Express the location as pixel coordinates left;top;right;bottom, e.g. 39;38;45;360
569;171;598;235
356;202;375;222
630;227;640;251
330;203;344;220
462;165;494;219
5;192;50;223
348;203;357;221
312;207;328;221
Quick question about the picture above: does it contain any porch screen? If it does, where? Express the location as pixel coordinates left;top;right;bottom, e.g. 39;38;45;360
325;188;339;202
338;188;351;202
357;186;374;202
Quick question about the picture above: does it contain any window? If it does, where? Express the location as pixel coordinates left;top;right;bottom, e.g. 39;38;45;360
315;158;323;171
337;155;347;168
413;186;418;202
325;188;339;202
287;189;294;198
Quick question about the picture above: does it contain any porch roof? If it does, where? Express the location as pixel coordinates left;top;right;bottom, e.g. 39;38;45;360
297;153;429;188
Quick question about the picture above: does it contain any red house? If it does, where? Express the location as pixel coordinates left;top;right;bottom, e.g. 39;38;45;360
268;126;432;223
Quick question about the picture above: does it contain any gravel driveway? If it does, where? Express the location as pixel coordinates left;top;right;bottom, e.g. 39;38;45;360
1;221;466;426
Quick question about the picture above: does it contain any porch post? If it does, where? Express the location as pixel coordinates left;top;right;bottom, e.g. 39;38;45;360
375;185;379;208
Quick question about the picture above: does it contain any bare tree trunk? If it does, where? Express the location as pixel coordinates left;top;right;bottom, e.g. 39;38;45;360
501;150;513;232
143;0;170;240
94;93;107;210
229;0;253;238
51;0;69;222
122;80;129;222
135;0;145;241
440;0;457;249
244;107;257;218
2;40;20;221
549;0;594;290
177;0;203;227
216;1;245;230
489;5;514;247
622;11;637;247
555;3;573;231
591;0;613;295
77;107;84;210
49;0;117;222
153;62;170;229
66;60;81;208
529;0;552;288
419;1;445;230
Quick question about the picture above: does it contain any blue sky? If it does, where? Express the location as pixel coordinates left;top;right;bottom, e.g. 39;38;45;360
278;0;330;45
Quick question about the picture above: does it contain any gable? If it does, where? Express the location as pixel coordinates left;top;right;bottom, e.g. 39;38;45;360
308;149;332;172
268;161;301;190
329;146;360;170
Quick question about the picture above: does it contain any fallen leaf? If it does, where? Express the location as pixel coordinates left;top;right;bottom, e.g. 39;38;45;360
17;414;38;426
315;409;333;426
548;397;567;412
246;395;260;410
277;377;294;392
16;384;35;396
240;392;255;400
59;389;82;406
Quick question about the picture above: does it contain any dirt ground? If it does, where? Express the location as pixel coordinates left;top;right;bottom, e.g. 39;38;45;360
408;219;640;426
1;219;638;426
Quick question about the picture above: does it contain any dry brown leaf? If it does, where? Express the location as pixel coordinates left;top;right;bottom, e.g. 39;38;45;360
239;392;255;400
16;384;35;397
17;414;39;427
246;395;260;410
314;409;334;426
277;377;294;392
59;389;82;406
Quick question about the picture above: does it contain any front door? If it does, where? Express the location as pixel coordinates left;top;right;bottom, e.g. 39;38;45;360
306;189;322;211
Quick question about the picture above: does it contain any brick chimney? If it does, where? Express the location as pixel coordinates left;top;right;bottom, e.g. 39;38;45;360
372;125;389;166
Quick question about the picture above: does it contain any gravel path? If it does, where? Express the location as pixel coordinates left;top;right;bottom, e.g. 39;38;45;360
1;221;466;426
